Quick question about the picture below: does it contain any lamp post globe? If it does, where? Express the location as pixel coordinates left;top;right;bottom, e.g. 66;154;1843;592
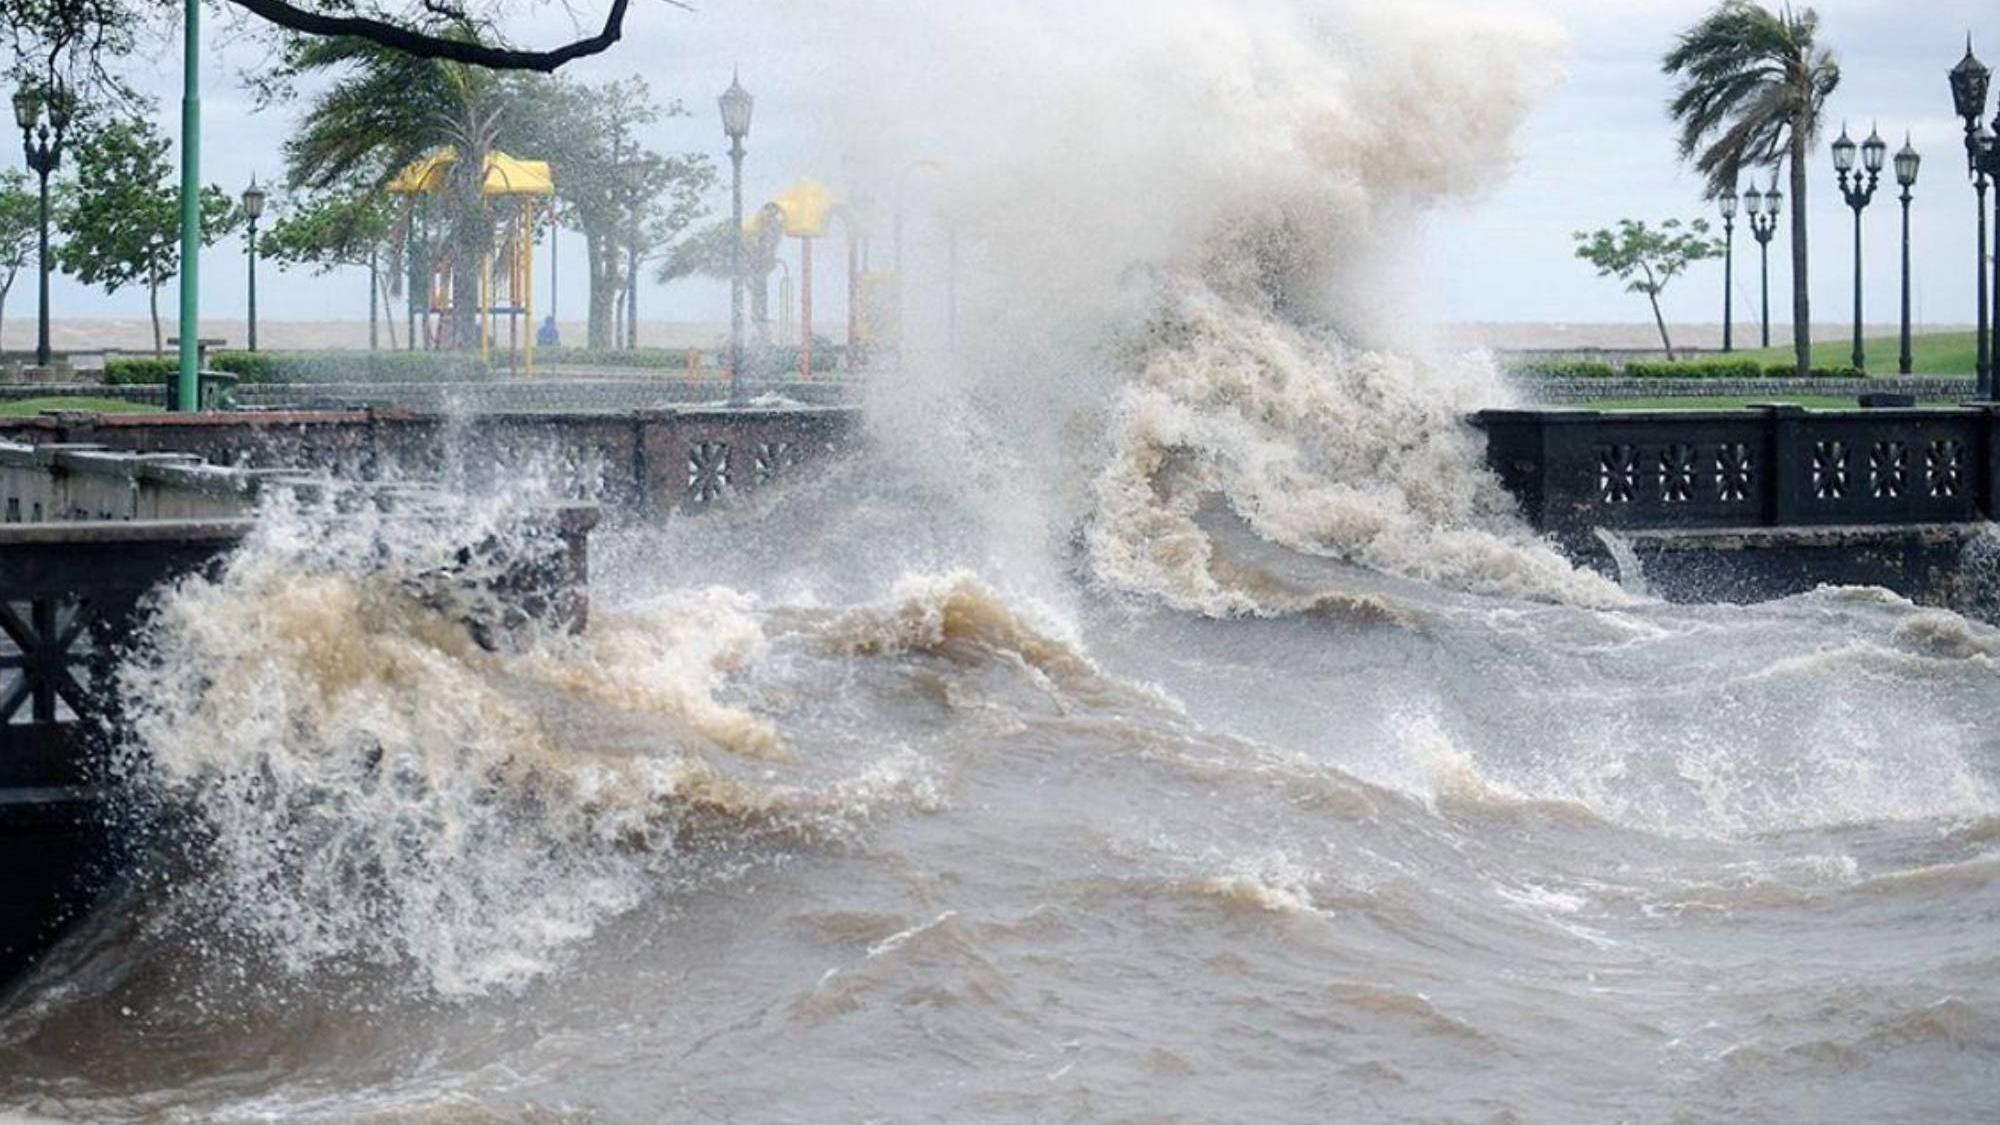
719;70;754;406
1832;125;1857;173
15;77;73;371
242;177;267;352
1861;126;1888;175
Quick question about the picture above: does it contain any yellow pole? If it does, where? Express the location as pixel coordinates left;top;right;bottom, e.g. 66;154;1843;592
523;202;536;378
480;249;492;364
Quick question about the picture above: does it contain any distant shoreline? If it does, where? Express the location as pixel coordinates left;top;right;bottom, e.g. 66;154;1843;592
0;319;1973;355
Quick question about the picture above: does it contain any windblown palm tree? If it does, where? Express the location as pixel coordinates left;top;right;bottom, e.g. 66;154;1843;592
1664;2;1839;377
283;29;505;350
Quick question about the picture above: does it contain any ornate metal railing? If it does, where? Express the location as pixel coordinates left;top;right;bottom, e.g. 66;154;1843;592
1474;405;2000;539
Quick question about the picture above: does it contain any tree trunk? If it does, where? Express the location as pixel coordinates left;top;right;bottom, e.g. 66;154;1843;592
1789;127;1811;378
585;231;617;349
0;273;13;349
1649;292;1675;361
148;268;163;357
378;269;401;351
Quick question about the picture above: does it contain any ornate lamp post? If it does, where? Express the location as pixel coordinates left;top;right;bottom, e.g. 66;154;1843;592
1719;188;1738;352
1833;124;1887;371
1746;179;1783;349
1894;136;1921;375
719;71;754;406
241;177;266;352
13;78;73;371
1951;37;1999;398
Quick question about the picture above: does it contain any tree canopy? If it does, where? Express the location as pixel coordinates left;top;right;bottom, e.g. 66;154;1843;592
1573;218;1723;360
56;116;237;353
0;170;38;345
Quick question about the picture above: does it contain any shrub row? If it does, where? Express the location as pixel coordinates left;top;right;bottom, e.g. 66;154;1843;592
105;352;492;385
537;346;695;370
1504;359;1618;379
1508;357;1870;380
212;351;491;383
1621;358;1769;380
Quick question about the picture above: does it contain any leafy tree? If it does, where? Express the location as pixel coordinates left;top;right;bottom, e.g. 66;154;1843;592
1572;219;1724;360
507;75;714;348
0;170;39;349
1664;1;1839;378
56;117;237;355
258;189;399;347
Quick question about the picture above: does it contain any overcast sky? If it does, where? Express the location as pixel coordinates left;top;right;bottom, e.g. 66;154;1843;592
2;0;1994;335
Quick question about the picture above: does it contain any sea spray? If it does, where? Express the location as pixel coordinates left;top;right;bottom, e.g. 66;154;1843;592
817;0;1614;609
110;488;934;996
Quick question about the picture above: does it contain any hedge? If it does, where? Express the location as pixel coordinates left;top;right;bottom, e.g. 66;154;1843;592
1504;359;1617;379
210;351;490;383
1764;362;1867;379
104;351;491;385
536;346;695;370
102;357;179;386
1621;358;1767;380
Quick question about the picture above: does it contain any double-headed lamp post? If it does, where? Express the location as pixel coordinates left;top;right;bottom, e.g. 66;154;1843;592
1833;124;1888;372
241;177;267;352
1950;37;2000;399
12;79;73;370
719;71;754;407
1894;137;1922;375
1719;188;1738;352
1745;179;1783;349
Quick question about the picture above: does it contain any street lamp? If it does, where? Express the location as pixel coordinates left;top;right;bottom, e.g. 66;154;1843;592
241;176;267;352
1950;36;1999;398
1894;136;1922;375
1833;124;1887;371
1746;178;1783;349
719;70;754;406
1719;188;1739;352
14;77;73;371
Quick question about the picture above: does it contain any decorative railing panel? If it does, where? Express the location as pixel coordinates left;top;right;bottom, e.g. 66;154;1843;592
0;523;253;789
1474;405;2000;538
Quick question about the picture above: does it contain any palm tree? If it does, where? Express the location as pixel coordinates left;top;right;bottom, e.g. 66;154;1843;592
1664;2;1839;377
283;30;504;350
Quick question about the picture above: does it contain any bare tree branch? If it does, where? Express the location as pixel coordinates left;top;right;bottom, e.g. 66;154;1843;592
222;0;634;72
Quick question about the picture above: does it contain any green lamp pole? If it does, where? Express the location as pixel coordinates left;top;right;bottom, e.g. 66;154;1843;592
175;0;201;412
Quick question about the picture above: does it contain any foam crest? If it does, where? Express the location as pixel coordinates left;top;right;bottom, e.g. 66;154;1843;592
823;571;1096;684
1085;280;1631;613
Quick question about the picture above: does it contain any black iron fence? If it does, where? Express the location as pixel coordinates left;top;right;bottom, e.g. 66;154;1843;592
1474;405;2000;539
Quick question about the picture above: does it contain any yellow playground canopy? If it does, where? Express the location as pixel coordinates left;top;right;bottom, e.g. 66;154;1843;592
758;178;839;238
388;147;555;197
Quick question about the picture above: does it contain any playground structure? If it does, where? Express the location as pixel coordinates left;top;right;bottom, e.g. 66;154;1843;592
753;180;893;375
390;148;554;376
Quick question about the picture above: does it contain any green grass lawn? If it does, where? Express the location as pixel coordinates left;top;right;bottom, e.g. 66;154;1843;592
1731;330;1979;375
1581;395;1964;412
0;396;161;416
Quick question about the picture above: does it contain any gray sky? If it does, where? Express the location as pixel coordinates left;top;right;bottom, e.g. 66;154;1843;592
3;0;1994;335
